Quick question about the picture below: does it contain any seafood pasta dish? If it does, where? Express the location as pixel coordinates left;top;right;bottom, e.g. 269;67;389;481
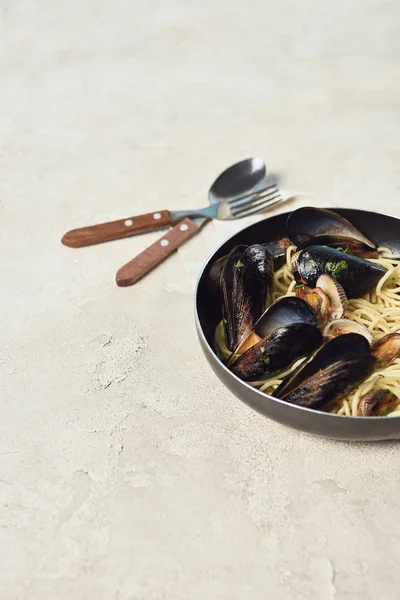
212;207;400;417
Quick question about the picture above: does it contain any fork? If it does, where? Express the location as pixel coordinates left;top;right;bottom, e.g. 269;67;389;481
115;184;283;287
62;182;279;248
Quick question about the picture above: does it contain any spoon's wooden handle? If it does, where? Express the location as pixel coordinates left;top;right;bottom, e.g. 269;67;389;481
116;218;200;287
61;210;172;247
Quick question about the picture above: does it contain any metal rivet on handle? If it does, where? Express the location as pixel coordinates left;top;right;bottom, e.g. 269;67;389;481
160;239;169;247
153;213;162;220
124;219;133;227
180;223;189;231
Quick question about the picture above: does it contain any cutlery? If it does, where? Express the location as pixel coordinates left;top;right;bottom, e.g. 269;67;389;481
115;184;282;287
61;157;271;248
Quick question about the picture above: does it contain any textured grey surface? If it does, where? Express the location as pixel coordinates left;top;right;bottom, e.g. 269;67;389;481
1;1;400;598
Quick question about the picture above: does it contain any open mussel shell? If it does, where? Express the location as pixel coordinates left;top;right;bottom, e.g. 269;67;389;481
286;207;378;258
232;296;318;357
218;244;274;352
273;333;376;410
231;323;322;381
262;237;291;269
208;255;228;290
295;245;386;299
371;333;400;368
218;245;247;351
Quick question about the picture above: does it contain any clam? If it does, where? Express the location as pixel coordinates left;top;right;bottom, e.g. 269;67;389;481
286;207;378;258
316;274;348;319
273;333;376;410
218;244;274;352
296;274;347;329
291;250;301;272
295;245;386;299
296;286;330;330
358;389;398;416
323;319;374;345
371;333;400;368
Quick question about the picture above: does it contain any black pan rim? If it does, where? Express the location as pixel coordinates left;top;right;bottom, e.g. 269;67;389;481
194;206;400;422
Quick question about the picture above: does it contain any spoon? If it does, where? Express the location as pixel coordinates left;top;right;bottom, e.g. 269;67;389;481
115;160;282;287
61;158;270;248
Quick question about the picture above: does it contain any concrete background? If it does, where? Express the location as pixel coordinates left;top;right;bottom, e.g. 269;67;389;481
1;1;400;598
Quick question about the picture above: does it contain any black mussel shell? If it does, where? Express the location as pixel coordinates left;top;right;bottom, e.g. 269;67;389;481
233;296;318;357
231;323;322;381
219;244;274;352
252;296;317;339
218;246;246;351
208;255;228;290
275;333;370;397
295;245;386;299
273;333;376;410
262;237;291;269
286;207;378;258
207;254;231;307
277;356;376;410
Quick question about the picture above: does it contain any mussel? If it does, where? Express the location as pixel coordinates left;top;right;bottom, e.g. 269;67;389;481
263;237;291;269
273;333;376;410
210;237;290;290
230;297;322;381
233;296;318;356
218;244;274;352
231;323;322;381
286;207;378;258
371;333;400;368
295;245;386;299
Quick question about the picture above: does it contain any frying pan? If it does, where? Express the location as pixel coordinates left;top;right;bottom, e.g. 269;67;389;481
195;208;400;441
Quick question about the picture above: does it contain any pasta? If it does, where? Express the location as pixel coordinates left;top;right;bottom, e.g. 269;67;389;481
214;246;400;417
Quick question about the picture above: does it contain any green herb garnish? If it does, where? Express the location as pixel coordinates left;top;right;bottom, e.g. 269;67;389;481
309;259;317;267
325;260;348;280
235;260;244;269
295;283;305;289
259;347;270;365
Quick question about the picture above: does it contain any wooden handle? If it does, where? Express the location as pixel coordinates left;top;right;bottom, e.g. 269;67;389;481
116;218;200;287
61;210;172;247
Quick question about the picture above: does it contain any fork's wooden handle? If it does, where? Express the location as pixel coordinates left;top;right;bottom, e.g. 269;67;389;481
116;218;200;287
61;210;172;247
